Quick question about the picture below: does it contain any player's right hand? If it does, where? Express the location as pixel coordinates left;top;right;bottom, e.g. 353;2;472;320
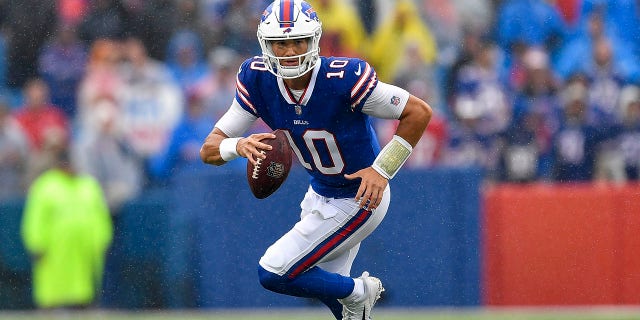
238;133;276;166
344;167;388;210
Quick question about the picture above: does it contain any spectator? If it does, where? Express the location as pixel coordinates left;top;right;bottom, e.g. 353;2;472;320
77;0;131;43
119;37;183;161
355;0;376;35
554;0;581;28
565;36;630;183
577;0;640;57
165;30;209;92
76;38;126;134
554;11;640;85
200;0;264;56
148;90;214;180
193;46;240;122
444;30;485;110
502;47;563;182
495;0;567;59
58;0;90;27
128;0;178;60
0;97;29;201
307;0;368;58
21;138;113;309
73;94;142;215
393;42;442;112
551;79;602;181
368;0;437;83
583;37;628;127
38;23;88;119
12;78;70;185
451;40;511;138
449;0;493;33
4;0;57;89
442;117;496;173
421;0;493;69
616;85;640;180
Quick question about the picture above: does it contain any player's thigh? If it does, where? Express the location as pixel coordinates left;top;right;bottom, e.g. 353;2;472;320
320;186;390;262
259;186;390;275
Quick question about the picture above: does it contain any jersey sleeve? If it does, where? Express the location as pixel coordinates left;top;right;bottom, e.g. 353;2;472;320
346;58;379;113
235;57;262;117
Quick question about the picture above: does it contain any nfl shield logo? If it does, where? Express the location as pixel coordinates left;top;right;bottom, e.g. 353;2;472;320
390;96;400;106
267;161;285;179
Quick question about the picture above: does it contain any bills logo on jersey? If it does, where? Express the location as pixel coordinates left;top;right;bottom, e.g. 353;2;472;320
390;96;401;106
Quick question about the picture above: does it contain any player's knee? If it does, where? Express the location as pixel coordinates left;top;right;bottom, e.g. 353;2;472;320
258;265;288;293
259;246;287;272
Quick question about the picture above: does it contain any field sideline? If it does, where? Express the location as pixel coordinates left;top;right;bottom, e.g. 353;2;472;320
1;307;640;320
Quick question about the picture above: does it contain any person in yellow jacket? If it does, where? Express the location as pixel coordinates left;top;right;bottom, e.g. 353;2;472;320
368;0;438;83
21;139;113;309
307;0;368;58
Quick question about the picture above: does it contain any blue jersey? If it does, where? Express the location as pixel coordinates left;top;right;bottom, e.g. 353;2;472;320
235;56;380;198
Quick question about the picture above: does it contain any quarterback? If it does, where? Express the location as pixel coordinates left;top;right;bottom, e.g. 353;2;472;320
200;0;432;319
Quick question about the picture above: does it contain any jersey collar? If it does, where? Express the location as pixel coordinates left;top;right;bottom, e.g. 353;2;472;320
277;58;321;107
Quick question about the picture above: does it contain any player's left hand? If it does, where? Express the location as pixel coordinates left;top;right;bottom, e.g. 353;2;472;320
344;167;388;210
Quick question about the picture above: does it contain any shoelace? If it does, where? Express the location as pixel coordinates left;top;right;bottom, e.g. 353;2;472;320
341;302;363;320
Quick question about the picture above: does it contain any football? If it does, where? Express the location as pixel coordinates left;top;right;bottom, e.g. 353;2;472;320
247;129;293;199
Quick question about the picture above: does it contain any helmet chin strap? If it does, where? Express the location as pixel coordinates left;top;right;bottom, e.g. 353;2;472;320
277;56;308;78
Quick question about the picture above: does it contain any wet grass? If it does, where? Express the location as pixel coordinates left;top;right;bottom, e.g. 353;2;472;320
0;307;639;320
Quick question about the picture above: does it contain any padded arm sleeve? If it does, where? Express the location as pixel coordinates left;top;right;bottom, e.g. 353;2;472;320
215;99;259;138
361;81;410;120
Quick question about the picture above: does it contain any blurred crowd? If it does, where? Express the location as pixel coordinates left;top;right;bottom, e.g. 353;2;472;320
1;0;640;206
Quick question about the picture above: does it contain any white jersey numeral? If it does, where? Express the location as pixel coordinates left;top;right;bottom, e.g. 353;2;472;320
326;59;349;79
283;130;345;174
250;60;269;71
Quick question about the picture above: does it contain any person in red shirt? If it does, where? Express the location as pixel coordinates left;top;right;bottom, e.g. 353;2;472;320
13;77;69;152
13;77;70;185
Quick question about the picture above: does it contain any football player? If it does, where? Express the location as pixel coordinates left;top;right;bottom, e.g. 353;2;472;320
200;0;432;319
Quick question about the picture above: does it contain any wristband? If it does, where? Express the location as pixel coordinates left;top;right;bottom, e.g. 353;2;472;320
371;135;412;179
219;137;242;161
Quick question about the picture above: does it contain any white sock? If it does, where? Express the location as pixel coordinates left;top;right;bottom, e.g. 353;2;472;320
345;278;365;302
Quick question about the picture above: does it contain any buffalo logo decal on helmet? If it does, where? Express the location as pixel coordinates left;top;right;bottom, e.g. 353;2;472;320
262;9;270;20
301;2;319;21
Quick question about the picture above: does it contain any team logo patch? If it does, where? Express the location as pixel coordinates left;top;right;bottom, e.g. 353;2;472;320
390;96;400;106
267;161;286;179
283;27;292;34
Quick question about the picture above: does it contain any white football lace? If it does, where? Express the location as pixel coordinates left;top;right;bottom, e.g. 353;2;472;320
251;150;266;179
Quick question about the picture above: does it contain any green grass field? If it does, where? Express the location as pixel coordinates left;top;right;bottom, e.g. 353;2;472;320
1;308;640;320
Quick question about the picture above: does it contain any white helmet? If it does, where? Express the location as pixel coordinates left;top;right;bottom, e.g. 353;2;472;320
257;0;322;79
